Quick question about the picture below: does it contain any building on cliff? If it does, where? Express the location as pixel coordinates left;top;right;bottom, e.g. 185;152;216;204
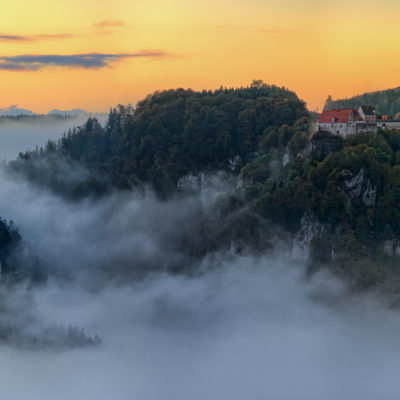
317;105;400;136
358;105;377;123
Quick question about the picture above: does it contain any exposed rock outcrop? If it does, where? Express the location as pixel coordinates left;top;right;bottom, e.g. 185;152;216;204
362;180;377;207
292;212;325;261
309;130;343;160
345;168;365;198
383;240;400;257
343;167;377;207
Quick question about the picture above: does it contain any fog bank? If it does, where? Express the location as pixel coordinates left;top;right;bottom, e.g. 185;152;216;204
0;122;400;399
0;115;107;160
1;258;400;400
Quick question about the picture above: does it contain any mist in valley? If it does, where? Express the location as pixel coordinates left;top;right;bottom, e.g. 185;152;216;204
0;115;107;161
0;120;400;399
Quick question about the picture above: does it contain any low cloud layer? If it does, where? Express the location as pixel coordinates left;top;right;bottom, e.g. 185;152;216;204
0;33;73;42
94;20;125;28
0;115;107;160
0;51;170;71
1;252;400;399
1;121;400;398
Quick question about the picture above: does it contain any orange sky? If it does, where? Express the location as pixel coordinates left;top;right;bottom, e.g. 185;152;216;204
0;0;400;113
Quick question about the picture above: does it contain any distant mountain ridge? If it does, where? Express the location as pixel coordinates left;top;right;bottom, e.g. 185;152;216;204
324;86;400;118
48;108;88;117
0;105;89;117
0;105;34;116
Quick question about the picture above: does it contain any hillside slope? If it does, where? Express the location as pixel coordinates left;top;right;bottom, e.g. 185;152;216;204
11;83;400;291
325;87;400;117
12;81;309;197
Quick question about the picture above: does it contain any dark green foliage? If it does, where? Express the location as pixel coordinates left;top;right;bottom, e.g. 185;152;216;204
288;131;308;156
241;129;400;287
325;87;400;117
10;147;111;200
0;219;21;276
14;83;400;290
12;83;308;197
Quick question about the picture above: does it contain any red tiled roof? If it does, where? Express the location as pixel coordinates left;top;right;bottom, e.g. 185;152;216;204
318;108;362;124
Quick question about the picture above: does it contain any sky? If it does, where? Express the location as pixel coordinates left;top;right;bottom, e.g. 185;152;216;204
1;0;400;112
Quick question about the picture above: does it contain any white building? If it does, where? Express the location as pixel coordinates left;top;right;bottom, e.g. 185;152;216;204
358;105;376;123
317;105;400;136
317;108;364;136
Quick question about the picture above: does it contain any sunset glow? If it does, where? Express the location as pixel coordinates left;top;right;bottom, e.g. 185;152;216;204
1;0;400;112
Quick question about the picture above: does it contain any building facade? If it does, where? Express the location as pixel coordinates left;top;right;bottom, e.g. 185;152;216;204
317;105;400;136
317;108;364;136
358;105;376;124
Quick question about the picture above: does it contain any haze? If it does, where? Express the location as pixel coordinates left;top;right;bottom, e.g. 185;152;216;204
0;123;399;399
0;116;107;160
0;0;400;111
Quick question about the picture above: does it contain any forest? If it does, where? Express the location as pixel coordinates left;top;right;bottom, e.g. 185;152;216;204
12;81;308;197
5;81;400;291
325;86;400;118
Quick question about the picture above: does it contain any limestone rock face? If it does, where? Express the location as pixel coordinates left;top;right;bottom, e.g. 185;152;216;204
176;172;236;205
228;155;242;172
292;212;325;261
345;168;365;198
343;167;377;207
362;180;377;207
282;149;291;167
309;130;343;161
383;240;400;256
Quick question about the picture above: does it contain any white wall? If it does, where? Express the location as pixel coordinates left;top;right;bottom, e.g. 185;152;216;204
317;122;378;136
378;122;400;130
317;123;347;136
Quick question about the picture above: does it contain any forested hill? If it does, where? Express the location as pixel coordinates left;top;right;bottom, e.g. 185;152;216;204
13;81;309;196
9;81;400;290
0;219;21;277
324;87;400;117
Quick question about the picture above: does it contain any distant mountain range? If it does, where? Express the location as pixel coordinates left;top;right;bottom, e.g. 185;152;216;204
0;105;89;117
324;86;400;118
0;105;34;116
48;108;88;117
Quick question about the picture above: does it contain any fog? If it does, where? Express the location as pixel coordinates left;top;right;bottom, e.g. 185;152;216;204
0;115;107;160
2;257;400;399
0;123;400;399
